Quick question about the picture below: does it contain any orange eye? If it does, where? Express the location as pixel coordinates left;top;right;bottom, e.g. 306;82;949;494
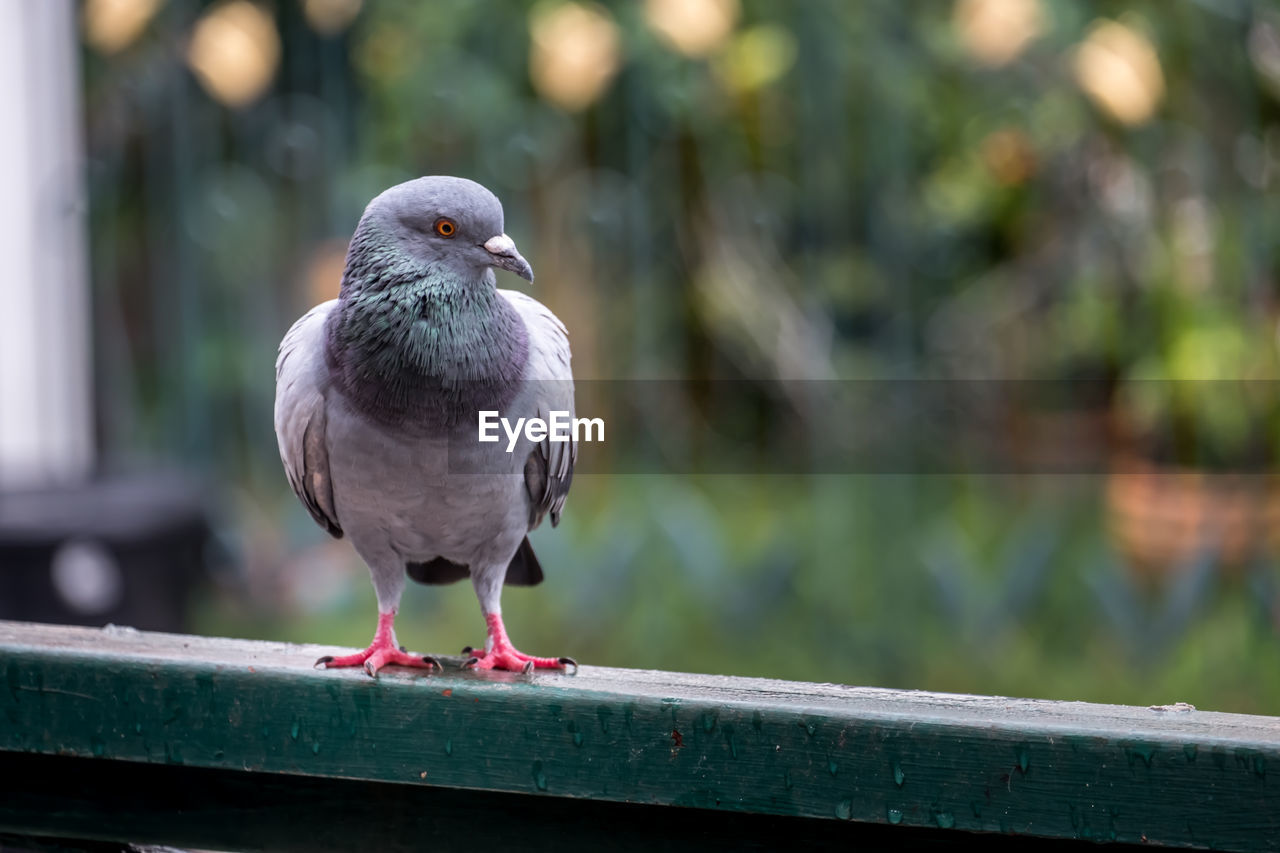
434;218;457;238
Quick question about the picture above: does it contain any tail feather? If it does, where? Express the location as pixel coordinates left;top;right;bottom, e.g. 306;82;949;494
405;556;469;585
503;537;545;586
404;537;544;587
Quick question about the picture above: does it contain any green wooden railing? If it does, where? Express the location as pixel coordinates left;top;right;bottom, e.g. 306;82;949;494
0;620;1277;851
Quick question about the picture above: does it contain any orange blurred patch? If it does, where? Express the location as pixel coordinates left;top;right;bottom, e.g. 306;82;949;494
980;128;1036;186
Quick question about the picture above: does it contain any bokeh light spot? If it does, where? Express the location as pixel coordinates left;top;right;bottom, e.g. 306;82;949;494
83;0;163;55
187;1;281;109
715;25;796;95
1073;19;1164;126
645;0;739;58
529;2;622;112
302;0;363;36
953;0;1046;68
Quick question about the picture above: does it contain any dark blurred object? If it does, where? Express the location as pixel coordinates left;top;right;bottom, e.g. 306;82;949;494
0;474;212;632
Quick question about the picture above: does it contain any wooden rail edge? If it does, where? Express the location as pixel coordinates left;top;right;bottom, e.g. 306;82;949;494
1;620;1277;851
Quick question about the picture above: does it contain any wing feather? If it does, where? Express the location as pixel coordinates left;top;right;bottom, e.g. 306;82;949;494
274;300;342;538
500;289;576;530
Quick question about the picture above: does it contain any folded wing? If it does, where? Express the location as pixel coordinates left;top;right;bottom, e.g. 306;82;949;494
500;289;576;531
274;300;342;538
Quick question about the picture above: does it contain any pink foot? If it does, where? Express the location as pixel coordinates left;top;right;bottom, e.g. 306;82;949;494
462;613;577;674
315;612;439;677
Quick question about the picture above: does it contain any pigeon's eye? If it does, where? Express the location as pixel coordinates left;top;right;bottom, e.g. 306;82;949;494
433;218;457;238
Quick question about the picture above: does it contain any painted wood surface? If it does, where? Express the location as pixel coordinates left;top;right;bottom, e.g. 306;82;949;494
1;620;1278;850
0;751;1155;852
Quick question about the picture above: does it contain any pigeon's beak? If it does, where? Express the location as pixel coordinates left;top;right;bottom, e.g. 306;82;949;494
484;234;534;282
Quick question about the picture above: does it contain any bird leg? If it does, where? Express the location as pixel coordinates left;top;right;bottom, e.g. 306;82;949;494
462;613;576;673
315;611;439;677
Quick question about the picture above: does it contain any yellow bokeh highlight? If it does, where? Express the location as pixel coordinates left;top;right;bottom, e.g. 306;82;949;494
83;0;163;55
302;0;363;36
529;2;622;112
187;1;280;109
1073;19;1165;126
714;25;796;95
644;0;738;58
953;0;1046;67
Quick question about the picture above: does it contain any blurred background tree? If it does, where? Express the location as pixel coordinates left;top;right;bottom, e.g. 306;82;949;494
74;0;1280;712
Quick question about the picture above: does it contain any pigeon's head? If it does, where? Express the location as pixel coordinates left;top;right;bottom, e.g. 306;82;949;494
364;176;534;283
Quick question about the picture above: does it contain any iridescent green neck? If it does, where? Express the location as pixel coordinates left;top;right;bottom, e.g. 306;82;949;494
324;229;529;433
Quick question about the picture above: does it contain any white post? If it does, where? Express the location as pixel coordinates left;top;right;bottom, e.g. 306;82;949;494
0;0;93;487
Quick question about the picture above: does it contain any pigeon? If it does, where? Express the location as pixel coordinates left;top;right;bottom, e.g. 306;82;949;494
274;176;576;675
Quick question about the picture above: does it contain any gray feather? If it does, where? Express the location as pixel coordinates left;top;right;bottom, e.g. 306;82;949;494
275;302;342;538
503;289;576;530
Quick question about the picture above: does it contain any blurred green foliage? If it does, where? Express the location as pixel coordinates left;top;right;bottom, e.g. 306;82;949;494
82;0;1280;712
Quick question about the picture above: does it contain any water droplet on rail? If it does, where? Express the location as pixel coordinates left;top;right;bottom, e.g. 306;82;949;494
835;799;852;820
445;738;453;756
290;722;300;740
887;808;903;825
934;811;955;829
1125;745;1154;768
828;758;838;776
1236;749;1267;778
312;742;320;754
532;760;547;791
893;761;905;787
1016;746;1030;773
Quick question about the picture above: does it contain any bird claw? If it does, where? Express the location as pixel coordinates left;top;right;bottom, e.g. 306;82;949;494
461;614;575;673
316;635;438;676
461;648;575;673
362;652;440;678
